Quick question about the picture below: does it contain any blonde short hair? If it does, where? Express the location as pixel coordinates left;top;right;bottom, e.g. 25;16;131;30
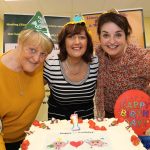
18;29;54;54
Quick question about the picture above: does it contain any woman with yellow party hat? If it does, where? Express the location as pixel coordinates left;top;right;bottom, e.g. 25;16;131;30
44;14;99;120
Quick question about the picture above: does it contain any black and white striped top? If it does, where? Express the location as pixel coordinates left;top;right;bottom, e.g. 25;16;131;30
44;52;99;120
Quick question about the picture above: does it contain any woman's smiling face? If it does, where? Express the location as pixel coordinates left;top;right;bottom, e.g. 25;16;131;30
99;22;127;59
19;41;48;73
65;30;87;59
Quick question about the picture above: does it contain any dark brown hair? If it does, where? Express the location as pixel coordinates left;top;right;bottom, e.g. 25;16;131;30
97;12;132;39
58;23;93;63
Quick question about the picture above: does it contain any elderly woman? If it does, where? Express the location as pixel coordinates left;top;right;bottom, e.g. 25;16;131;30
0;11;54;150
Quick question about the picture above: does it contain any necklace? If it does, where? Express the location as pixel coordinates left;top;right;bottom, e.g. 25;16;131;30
65;60;83;75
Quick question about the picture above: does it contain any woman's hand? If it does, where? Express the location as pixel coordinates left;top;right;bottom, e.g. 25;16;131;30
145;83;150;95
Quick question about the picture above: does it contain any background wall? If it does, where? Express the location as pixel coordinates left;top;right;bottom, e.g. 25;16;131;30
0;19;3;52
144;17;150;47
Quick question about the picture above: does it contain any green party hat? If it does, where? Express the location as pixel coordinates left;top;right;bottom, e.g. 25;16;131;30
25;11;52;40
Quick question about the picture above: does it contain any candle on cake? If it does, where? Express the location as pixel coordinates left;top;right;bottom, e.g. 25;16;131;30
70;113;80;131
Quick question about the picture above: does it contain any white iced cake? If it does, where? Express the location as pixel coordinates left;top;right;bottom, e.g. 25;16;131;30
20;118;146;150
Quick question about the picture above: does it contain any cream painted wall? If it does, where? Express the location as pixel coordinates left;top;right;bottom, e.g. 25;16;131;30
36;85;50;121
144;17;150;48
0;19;3;53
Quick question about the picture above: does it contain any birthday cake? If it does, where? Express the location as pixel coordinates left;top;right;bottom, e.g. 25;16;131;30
20;118;146;150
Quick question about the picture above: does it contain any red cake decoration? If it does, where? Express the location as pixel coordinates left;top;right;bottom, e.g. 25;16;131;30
88;120;107;131
21;140;30;150
70;141;84;148
131;135;140;146
32;120;49;129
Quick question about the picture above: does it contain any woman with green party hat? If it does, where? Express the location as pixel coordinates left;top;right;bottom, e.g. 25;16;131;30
0;11;54;150
44;15;98;120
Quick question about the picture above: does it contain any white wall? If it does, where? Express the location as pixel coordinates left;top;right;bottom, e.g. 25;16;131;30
36;85;50;121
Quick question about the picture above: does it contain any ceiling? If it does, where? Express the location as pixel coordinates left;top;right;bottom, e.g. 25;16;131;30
0;0;150;21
